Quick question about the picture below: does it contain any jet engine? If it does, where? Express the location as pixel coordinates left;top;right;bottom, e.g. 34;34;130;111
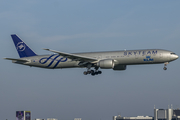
97;59;114;69
113;64;126;70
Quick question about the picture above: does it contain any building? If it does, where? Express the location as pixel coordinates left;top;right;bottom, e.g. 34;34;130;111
154;108;180;120
16;111;31;120
74;118;82;120
47;118;58;120
35;118;45;120
114;106;180;120
116;115;153;120
173;110;180;117
154;108;173;120
113;116;118;120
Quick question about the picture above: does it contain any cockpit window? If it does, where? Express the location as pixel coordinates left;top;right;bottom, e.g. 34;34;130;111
171;53;176;55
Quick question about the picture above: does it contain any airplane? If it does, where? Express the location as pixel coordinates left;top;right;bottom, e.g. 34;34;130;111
4;34;179;76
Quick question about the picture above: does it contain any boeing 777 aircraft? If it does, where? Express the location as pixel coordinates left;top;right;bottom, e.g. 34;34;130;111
4;34;179;76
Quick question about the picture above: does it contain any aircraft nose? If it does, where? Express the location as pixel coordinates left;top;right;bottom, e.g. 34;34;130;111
172;54;179;60
176;55;179;59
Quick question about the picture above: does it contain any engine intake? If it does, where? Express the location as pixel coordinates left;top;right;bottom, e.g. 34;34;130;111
97;59;114;69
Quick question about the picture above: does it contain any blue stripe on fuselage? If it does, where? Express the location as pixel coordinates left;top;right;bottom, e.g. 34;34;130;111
47;55;60;67
39;54;68;68
53;57;68;68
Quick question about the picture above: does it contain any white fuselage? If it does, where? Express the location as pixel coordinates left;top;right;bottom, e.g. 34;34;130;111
13;49;178;69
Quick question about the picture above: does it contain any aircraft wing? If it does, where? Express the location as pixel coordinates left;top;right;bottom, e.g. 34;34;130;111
43;49;98;63
4;58;29;62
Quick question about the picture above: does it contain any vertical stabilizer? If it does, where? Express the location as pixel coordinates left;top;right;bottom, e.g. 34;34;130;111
11;34;37;58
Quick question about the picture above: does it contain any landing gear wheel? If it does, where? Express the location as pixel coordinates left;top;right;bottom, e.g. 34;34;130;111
87;71;91;74
163;62;168;71
98;71;102;74
163;67;167;70
91;70;95;74
95;72;98;75
83;71;87;75
91;72;95;76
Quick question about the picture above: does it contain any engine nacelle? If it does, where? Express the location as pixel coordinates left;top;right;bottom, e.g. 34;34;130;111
97;59;114;69
113;64;126;70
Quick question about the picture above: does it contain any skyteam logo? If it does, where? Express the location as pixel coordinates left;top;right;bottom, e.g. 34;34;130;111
16;42;26;51
144;56;154;61
39;54;67;68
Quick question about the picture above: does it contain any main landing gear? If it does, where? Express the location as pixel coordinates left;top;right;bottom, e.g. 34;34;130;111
83;66;102;76
83;70;102;76
163;62;169;70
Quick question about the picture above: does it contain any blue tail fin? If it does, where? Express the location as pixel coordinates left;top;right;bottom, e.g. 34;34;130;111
11;34;37;58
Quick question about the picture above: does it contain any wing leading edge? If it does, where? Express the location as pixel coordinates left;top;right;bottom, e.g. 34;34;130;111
43;48;98;63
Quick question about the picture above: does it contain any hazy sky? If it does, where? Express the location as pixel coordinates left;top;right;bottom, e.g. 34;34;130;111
1;0;180;120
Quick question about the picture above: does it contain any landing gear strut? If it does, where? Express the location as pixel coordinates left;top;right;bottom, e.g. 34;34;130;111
83;64;92;75
163;62;169;70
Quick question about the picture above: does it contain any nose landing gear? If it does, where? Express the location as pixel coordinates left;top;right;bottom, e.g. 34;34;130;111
163;62;169;70
163;67;167;70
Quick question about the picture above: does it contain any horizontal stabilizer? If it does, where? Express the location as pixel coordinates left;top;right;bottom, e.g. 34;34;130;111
4;58;29;62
